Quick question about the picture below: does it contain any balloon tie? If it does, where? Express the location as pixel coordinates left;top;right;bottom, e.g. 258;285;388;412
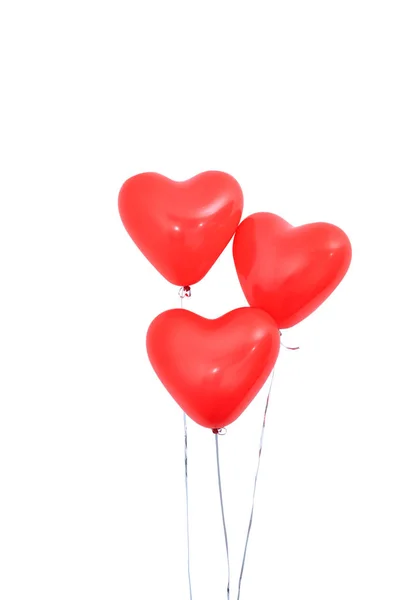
212;427;227;435
280;331;300;351
215;431;231;600
178;285;192;300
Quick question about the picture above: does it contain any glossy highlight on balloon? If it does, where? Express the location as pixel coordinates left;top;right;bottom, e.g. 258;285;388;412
118;171;244;286
233;212;352;328
146;308;280;429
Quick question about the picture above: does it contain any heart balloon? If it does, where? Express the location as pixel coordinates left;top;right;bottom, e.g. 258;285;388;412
233;212;352;329
118;171;243;286
146;308;280;429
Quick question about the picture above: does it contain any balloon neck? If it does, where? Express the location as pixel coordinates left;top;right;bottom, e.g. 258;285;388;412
212;427;227;435
280;330;300;351
178;285;192;299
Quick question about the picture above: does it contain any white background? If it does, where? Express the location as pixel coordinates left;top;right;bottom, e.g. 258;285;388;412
1;1;399;598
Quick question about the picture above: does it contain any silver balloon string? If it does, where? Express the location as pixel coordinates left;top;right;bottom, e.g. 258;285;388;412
183;412;193;600
237;338;298;599
214;429;231;600
180;286;193;600
236;372;275;599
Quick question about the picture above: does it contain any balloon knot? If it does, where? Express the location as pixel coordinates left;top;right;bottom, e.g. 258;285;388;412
178;286;192;299
212;427;227;435
279;331;300;351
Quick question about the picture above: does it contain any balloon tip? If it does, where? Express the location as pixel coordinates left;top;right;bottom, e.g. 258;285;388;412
212;427;227;435
178;285;192;299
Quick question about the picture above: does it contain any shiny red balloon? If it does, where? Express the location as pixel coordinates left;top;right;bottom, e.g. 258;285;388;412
146;308;280;430
118;171;243;286
233;212;352;329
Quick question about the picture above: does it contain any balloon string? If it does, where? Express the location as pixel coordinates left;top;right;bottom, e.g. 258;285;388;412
237;372;275;600
215;432;231;600
183;412;193;600
180;286;193;600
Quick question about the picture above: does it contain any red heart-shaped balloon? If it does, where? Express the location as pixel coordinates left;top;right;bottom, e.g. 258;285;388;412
118;171;243;286
233;212;352;328
146;308;280;429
